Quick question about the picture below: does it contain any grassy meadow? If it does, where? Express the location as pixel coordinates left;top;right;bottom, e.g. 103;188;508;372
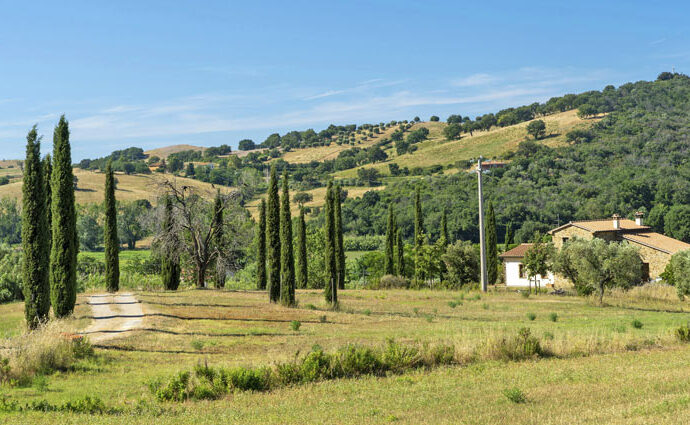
3;286;690;424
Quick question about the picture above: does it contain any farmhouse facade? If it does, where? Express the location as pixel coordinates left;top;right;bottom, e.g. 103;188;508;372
499;243;555;287
548;213;690;284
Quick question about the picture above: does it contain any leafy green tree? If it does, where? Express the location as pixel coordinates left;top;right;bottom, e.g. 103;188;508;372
186;162;195;177
280;171;295;306
576;104;597;118
238;139;256;151
357;168;381;186
526;119;546;139
293;192;313;205
160;196;180;290
77;205;102;251
256;199;267;290
266;165;281;302
104;161;119;293
664;205;690;243
504;222;514;251
443;123;462;140
296;206;308;289
553;238;642;302
335;185;345;290
523;234;554;293
440;209;449;245
324;181;337;304
22;126;50;328
486;202;498;285
118;200;151;250
442;241;479;288
0;197;21;245
430;116;440;122
50;116;78;318
384;204;395;275
668;250;690;299
647;203;668;233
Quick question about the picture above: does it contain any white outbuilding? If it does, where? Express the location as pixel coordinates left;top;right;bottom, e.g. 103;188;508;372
499;243;554;288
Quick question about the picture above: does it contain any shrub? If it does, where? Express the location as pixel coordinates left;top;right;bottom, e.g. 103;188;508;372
448;301;458;308
526;312;536;321
486;327;544;361
290;320;301;331
0;247;23;303
227;367;272;392
190;340;204;351
503;387;527;404
631;319;643;329
378;274;409;289
520;291;530;299
676;324;690;342
549;313;558;322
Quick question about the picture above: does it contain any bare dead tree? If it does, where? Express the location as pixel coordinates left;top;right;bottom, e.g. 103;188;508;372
151;179;253;288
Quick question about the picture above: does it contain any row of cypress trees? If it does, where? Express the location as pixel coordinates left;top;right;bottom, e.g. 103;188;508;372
23;117;121;328
256;166;344;306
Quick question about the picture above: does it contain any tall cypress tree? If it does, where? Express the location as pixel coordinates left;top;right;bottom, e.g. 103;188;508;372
504;221;514;251
43;154;52;251
22;126;50;329
396;228;405;277
296;206;308;289
104;161;119;293
334;185;345;290
413;187;424;284
213;190;226;288
256;199;267;290
324;181;337;304
266;165;281;302
486;202;498;285
384;203;395;275
161;195;180;290
280;171;295;306
50;116;78;317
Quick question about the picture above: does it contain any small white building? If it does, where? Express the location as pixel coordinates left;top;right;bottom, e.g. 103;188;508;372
499;243;554;288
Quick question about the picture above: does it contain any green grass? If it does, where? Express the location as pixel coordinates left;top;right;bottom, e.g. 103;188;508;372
3;287;690;423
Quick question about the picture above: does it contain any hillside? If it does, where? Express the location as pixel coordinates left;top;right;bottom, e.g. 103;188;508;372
0;168;225;204
144;144;204;159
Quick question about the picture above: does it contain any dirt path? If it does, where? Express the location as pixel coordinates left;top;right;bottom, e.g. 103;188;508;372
80;292;144;343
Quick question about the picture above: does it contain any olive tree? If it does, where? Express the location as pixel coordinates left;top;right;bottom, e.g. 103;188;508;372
553;237;642;302
153;180;253;288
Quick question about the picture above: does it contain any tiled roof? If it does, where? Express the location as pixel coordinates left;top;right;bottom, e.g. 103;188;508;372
499;243;533;258
550;218;649;234
622;232;690;255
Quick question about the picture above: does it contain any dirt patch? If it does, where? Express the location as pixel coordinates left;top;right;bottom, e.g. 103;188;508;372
80;292;144;343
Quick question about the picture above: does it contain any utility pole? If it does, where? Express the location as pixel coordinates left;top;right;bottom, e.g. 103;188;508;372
477;157;488;292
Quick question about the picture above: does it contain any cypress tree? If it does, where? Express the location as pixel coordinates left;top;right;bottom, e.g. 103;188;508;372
335;185;345;290
504;221;514;251
213;190;226;288
486;202;498;285
296;206;308;289
43;155;52;251
161;195;180;290
256;199;267;290
324;181;337;304
50;116;78;318
396;228;405;277
22;126;50;329
104;161;119;293
266;165;281;302
280;171;295;306
384;203;395;275
441;209;449;245
413;187;424;284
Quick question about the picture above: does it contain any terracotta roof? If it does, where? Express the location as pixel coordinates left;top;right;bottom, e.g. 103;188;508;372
622;232;690;255
499;243;533;258
550;218;649;234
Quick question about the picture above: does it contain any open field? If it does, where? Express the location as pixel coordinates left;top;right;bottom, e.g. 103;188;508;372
335;110;600;178
0;168;226;204
144;144;204;159
3;286;690;423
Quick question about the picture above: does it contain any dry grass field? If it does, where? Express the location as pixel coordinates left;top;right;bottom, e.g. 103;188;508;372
143;144;204;159
0;168;225;204
335;110;600;178
2;286;690;424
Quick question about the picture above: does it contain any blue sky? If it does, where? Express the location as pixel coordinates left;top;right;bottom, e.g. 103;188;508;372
1;0;689;161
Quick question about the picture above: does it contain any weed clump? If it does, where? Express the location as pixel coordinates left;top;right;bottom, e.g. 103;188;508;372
503;387;527;403
526;313;536;321
290;320;301;331
549;313;559;322
676;324;690;342
483;327;545;362
631;319;643;329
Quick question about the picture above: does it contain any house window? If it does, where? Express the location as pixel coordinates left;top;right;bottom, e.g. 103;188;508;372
519;264;526;279
562;237;569;245
641;263;650;281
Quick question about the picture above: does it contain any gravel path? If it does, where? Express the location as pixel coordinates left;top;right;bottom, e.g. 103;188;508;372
80;292;144;343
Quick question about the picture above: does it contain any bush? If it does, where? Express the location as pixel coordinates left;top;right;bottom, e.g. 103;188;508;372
549;313;558;322
378;275;409;289
676;324;690;342
290;320;301;331
0;247;22;303
503;387;527;403
343;235;384;251
631;319;643;329
485;327;544;362
526;312;536;321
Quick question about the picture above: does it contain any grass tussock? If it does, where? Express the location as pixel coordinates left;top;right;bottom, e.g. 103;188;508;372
0;321;93;386
151;340;457;402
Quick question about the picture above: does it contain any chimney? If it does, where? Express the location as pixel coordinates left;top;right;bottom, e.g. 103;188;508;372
635;211;644;226
612;214;621;230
